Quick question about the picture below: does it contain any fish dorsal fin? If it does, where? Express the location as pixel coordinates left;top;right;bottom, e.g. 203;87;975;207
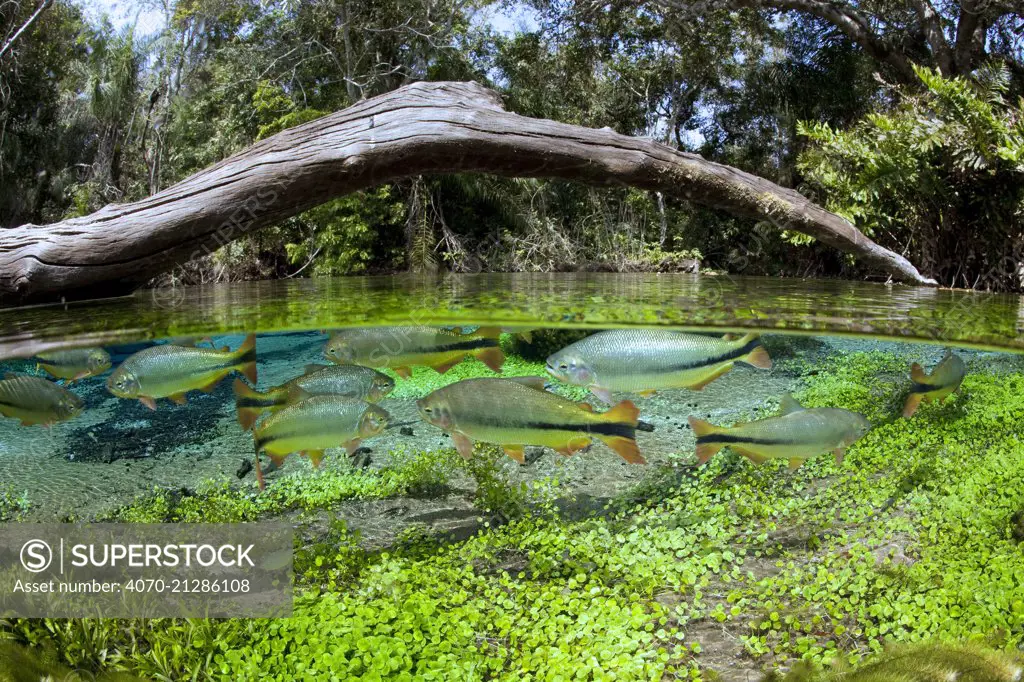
778;394;805;416
286;386;313;404
509;376;548;392
303;363;328;374
909;362;929;383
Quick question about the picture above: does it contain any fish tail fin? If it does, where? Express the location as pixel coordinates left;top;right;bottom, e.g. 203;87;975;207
232;378;281;430
740;334;772;369
688;416;724;465
254;451;266;490
233;333;258;384
903;392;924;418
910;362;929;383
476;347;505;373
598;400;644;464
265;451;288;469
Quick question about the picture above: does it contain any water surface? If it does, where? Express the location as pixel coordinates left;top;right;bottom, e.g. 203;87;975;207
2;274;1022;359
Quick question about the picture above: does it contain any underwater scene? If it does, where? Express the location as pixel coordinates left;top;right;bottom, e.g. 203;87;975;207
0;276;1023;680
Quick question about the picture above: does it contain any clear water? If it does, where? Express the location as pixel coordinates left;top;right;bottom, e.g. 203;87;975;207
0;273;1022;678
0;274;1020;518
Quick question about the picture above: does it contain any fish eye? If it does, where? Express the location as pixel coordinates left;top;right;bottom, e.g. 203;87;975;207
423;407;432;413
559;363;568;370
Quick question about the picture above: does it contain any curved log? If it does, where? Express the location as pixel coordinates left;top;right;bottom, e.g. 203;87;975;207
0;81;936;304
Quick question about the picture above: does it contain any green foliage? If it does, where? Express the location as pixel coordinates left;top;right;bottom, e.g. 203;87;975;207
458;445;550;523
734;360;1024;665
0;0;90;226
382;349;591;400
283;187;406;276
798;65;1024;289
0;640;144;682
109;448;460;523
0;486;29;522
294;517;367;590
7;353;1024;679
793;351;910;424
764;641;1024;681
252;81;330;141
506;328;592;362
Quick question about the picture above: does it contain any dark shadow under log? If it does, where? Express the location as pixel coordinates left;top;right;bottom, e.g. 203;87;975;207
0;81;936;304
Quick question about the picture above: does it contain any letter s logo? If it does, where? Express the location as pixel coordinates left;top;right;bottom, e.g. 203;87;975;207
20;539;52;573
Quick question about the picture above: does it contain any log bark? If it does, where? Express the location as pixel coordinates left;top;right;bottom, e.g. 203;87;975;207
0;81;936;304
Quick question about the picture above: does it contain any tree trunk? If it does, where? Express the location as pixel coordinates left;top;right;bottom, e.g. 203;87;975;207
0;81;936;305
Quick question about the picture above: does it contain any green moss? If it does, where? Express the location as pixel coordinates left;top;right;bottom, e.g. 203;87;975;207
764;641;1024;681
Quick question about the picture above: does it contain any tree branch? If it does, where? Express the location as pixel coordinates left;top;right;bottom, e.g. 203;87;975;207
663;0;921;82
953;0;991;74
0;0;53;60
911;0;956;75
0;81;937;304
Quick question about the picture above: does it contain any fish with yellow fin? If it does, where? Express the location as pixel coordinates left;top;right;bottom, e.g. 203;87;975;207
546;330;772;403
903;350;966;418
688;394;870;469
251;396;390;488
107;334;257;410
34;347;111;384
416;376;644;464
324;326;504;378
0;373;83;426
232;364;394;430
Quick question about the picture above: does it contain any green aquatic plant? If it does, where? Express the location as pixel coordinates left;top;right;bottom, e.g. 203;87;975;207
506;328;594;361
383;348;592;401
7;354;1024;680
294;517;367;590
0;486;29;522
763;641;1024;681
109;448;462;522
457;445;564;523
0;639;144;681
792;351;909;424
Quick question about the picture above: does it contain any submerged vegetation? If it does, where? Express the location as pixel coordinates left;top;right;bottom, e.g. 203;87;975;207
3;346;1023;679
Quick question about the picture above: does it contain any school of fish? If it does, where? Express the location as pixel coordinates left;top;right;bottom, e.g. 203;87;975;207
1;328;973;486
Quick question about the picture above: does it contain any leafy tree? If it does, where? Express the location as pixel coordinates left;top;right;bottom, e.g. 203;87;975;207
660;0;1024;84
798;64;1024;289
0;0;88;225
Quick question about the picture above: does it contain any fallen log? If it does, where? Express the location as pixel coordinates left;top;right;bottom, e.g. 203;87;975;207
0;80;936;304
